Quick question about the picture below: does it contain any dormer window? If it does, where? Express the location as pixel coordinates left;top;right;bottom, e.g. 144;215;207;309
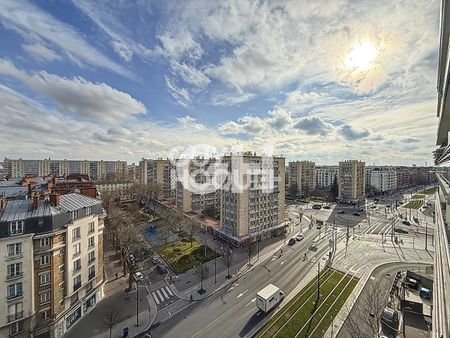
9;221;24;236
70;210;78;220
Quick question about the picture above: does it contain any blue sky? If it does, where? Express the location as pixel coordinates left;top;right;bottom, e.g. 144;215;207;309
0;0;441;165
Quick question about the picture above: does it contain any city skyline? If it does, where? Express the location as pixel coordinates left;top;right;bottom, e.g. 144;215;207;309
0;0;441;165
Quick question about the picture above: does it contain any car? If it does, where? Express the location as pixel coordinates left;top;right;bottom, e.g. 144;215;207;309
419;287;432;299
358;208;364;212
155;264;168;274
312;204;322;210
402;220;411;226
288;238;296;245
337;210;345;214
394;227;408;234
133;272;144;281
151;256;160;264
316;225;322;230
380;307;398;326
352;212;361;216
371;205;377;209
405;277;419;289
323;205;331;209
296;233;304;241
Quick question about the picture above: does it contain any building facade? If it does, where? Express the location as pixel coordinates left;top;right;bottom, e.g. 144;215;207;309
139;159;175;200
338;160;365;203
0;193;104;338
288;161;315;196
368;167;397;193
315;165;338;189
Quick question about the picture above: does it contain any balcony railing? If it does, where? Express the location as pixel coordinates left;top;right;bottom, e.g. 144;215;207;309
88;272;95;280
7;292;23;300
7;311;23;322
6;272;23;281
73;283;81;292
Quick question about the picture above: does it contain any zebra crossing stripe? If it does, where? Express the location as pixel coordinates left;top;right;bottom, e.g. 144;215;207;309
165;286;174;296
161;287;169;298
151;292;160;305
156;289;164;301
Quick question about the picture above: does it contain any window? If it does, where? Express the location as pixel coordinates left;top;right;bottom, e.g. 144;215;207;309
88;265;95;280
88;221;95;233
40;272;51;285
9;321;23;335
7;262;22;278
88;251;95;263
40;291;51;303
59;265;64;274
73;259;81;272
88;236;95;249
70;210;78;220
59;299;64;307
73;275;81;291
40;255;50;266
40;238;50;247
73;243;81;257
40;309;51;320
7;283;23;299
8;303;23;321
72;227;80;240
9;221;24;236
7;243;22;257
85;206;92;215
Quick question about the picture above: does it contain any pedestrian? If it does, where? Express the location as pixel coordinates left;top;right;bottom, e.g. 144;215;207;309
190;294;193;301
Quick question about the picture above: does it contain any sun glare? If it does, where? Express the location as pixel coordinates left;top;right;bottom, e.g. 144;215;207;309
345;42;377;71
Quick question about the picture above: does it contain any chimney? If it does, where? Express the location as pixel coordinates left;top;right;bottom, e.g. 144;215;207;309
50;193;60;207
0;195;6;211
32;192;40;210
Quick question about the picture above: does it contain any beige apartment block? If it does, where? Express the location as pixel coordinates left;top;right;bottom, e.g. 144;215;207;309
338;160;366;203
288;161;315;196
140;158;175;200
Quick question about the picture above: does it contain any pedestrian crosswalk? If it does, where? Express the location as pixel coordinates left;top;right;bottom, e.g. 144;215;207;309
151;285;174;305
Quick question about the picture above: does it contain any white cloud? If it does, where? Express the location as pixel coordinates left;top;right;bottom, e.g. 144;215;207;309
0;0;134;78
176;116;205;130
0;59;146;123
165;76;192;107
21;43;61;62
211;91;255;107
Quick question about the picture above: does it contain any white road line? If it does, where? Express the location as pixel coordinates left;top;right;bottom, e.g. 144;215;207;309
280;260;286;265
161;287;169;298
237;290;248;298
152;291;160;305
165;285;174;296
245;298;257;307
156;289;165;301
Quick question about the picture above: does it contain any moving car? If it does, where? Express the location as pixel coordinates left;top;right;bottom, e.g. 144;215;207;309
323;205;331;209
337;210;345;214
256;284;284;313
312;204;322;210
155;264;168;274
151;256;160;264
288;238;296;245
358;208;364;212
352;212;361;216
296;233;304;241
133;272;144;281
402;220;411;226
394;227;408;234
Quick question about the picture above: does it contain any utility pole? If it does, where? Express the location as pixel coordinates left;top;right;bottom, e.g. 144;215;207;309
317;261;320;300
136;279;139;327
214;250;217;283
425;219;428;251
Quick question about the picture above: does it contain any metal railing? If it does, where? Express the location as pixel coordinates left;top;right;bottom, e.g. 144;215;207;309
433;185;450;338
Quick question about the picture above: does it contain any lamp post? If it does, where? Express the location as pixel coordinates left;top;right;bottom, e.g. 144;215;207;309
135;277;139;327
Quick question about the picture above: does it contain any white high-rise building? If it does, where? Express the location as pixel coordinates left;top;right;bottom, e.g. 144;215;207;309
315;166;338;188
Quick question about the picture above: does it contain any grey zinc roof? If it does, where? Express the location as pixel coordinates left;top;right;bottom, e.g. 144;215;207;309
0;186;29;198
0;199;57;222
59;193;101;212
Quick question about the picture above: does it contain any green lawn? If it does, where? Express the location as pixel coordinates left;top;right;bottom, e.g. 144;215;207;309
255;269;359;338
157;238;216;274
420;187;437;195
404;199;423;209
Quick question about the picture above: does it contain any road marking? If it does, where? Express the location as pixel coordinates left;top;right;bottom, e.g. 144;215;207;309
237;290;248;298
156;289;164;300
151;291;160;305
165;285;174;296
370;276;375;281
245;298;257;307
280;260;286;265
227;287;235;292
161;287;169;298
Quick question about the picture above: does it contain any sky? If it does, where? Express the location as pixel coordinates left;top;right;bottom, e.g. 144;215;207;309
0;0;441;165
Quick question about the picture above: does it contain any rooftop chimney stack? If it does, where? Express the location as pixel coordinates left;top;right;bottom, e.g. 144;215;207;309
50;193;60;207
32;192;40;210
0;195;6;211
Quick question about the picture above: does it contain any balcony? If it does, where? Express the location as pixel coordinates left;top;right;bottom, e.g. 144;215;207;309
73;283;81;292
7;311;23;323
6;272;23;281
88;271;96;280
5;254;22;261
88;256;96;264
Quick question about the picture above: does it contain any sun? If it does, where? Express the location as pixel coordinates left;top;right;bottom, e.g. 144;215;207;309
345;42;377;71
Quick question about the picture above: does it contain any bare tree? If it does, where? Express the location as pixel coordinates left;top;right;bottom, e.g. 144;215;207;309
222;249;233;279
246;240;255;266
21;313;36;338
197;264;209;292
104;308;120;338
343;281;387;338
183;217;200;247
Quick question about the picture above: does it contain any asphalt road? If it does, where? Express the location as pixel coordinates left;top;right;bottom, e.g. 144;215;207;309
337;262;430;338
149;228;333;338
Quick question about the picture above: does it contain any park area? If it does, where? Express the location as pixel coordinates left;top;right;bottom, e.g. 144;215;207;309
404;199;423;209
420;187;437;195
157;238;216;274
255;268;358;338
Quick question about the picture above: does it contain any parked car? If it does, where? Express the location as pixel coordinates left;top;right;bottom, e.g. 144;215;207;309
155;264;168;274
337;210;345;214
352;212;361;216
323;205;331;209
402;220;411;226
151;256;160;264
380;307;398;326
133;272;144;281
405;277;419;289
296;233;304;241
371;205;377;209
358;208;364;212
394;227;408;234
312;204;322;210
288;238;296;245
419;287;432;299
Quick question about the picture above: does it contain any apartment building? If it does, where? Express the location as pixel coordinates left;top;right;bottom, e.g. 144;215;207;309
368;167;397;193
140;159;175;200
0;192;104;338
338;160;365;203
315;165;338;189
288;161;315;196
174;158;220;213
218;154;286;245
3;158;127;181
